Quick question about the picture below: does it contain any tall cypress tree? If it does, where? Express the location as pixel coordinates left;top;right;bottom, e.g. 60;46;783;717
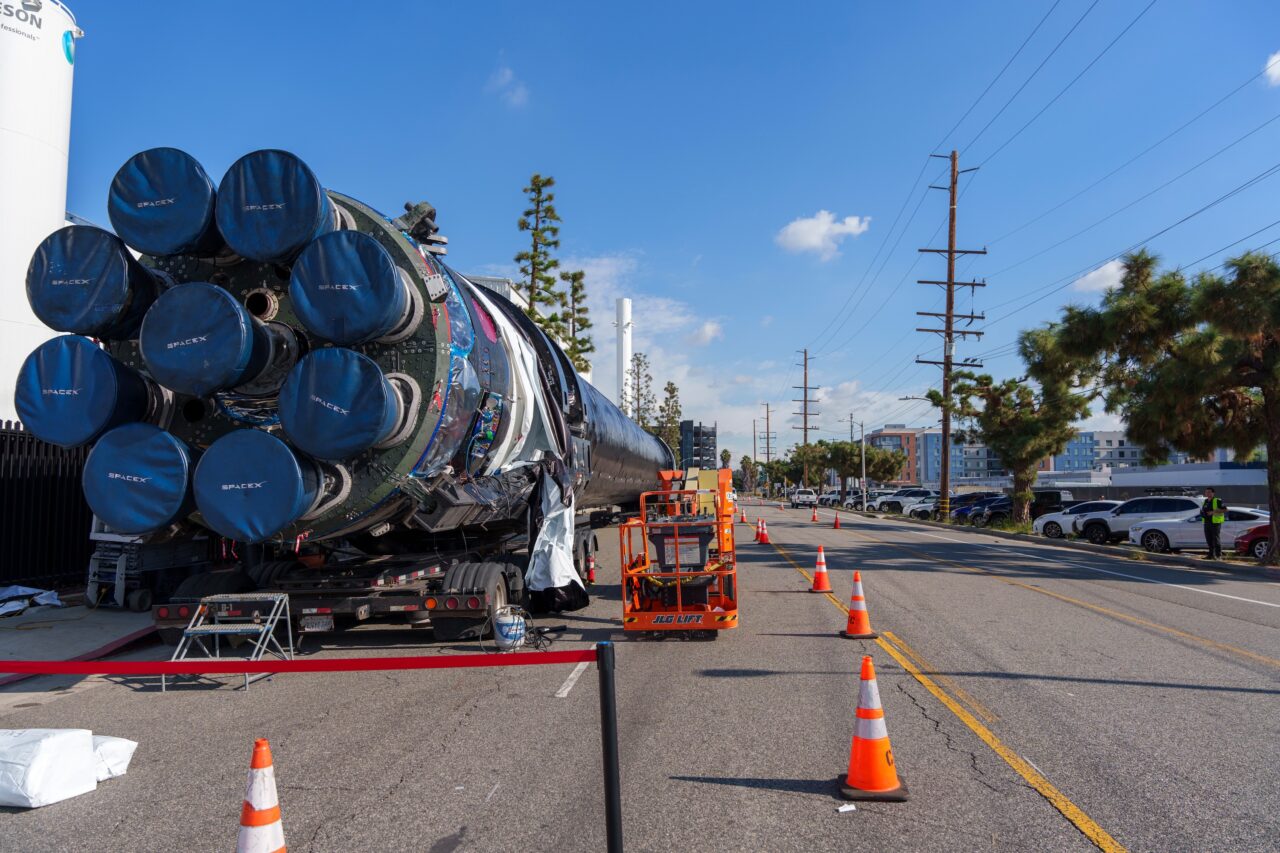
514;174;564;338
557;269;594;372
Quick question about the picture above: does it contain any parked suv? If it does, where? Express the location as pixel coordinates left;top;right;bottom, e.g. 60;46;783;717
872;488;934;514
790;489;818;509
979;489;1078;526
1075;496;1204;545
817;492;841;507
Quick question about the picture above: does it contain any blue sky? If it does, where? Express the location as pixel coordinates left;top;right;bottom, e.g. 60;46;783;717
61;0;1280;460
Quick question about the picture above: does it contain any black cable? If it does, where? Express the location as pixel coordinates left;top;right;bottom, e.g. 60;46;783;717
961;0;1101;153
977;0;1161;166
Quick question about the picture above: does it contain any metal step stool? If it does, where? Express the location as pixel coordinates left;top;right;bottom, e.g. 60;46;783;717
164;592;293;691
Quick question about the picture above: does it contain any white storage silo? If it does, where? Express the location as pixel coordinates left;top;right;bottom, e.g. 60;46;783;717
0;0;83;421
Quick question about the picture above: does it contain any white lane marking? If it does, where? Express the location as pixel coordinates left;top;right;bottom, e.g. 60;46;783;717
486;782;500;802
825;509;1280;609
554;661;590;698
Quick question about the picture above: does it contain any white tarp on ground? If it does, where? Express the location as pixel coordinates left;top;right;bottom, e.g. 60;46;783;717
0;586;63;617
0;729;137;808
526;477;581;593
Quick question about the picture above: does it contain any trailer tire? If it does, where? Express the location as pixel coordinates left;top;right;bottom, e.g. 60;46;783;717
432;561;508;642
171;568;257;600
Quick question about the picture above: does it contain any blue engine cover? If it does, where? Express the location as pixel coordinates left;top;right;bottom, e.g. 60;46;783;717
139;283;270;396
83;424;198;533
14;335;150;448
215;149;335;263
193;430;321;542
277;348;400;461
108;147;222;256
289;230;409;344
26;225;161;338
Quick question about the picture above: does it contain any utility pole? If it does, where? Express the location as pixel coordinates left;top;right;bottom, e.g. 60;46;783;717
752;418;758;462
761;403;775;462
839;413;867;507
792;348;820;487
918;150;986;520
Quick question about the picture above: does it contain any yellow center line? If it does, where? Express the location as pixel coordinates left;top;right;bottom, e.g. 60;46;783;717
838;521;1280;671
880;630;1000;726
764;535;1126;853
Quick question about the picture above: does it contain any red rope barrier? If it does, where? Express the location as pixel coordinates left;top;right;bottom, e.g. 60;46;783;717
0;649;597;676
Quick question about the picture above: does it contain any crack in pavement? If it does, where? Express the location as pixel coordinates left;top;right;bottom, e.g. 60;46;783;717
897;681;1002;794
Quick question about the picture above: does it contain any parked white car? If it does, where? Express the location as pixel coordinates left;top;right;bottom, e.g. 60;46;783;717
1033;500;1121;539
1073;496;1204;545
907;498;937;520
901;492;943;517
1128;506;1269;553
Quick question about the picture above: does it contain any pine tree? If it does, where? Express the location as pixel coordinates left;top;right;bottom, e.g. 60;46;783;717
627;353;656;429
514;174;564;338
1029;250;1280;560
655;380;681;451
558;269;594;372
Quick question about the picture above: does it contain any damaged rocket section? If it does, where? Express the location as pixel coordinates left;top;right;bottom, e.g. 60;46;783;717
14;145;675;618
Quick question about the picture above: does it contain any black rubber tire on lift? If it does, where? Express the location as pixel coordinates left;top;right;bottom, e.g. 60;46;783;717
431;561;511;642
170;568;257;599
125;588;153;612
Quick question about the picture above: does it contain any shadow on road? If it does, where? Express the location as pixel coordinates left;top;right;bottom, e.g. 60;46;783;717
669;775;840;798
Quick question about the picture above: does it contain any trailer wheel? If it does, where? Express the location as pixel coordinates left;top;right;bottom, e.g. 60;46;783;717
126;588;153;612
432;562;508;642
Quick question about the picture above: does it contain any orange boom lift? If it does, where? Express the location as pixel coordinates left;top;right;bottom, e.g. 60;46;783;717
619;468;738;637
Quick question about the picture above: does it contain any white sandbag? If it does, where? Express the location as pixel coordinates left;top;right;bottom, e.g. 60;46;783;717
92;735;138;781
0;729;97;808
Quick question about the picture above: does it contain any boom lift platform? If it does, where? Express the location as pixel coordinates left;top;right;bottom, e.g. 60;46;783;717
620;469;738;637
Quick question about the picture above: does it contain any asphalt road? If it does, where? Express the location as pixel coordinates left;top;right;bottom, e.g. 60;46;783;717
2;504;1277;851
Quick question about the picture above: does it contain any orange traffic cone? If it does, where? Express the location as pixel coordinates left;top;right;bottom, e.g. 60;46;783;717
758;520;771;545
833;512;841;530
754;519;762;542
811;546;833;593
840;571;877;639
586;553;596;585
839;656;908;801
238;738;286;853
740;509;747;524
811;507;819;522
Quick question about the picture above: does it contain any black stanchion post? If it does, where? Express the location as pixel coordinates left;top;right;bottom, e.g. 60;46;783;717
596;641;623;853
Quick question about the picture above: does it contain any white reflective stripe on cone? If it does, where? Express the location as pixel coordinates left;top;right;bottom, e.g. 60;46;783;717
849;599;868;611
858;676;882;711
238;821;285;853
855;714;889;741
244;766;279;809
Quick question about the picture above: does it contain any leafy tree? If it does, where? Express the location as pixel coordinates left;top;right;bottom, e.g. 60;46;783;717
1029;250;1280;559
514;173;564;338
863;445;908;486
655;380;682;452
760;459;787;495
823;440;864;501
739;455;758;492
931;334;1090;522
627;352;656;429
555;269;594;372
720;448;731;468
785;443;827;488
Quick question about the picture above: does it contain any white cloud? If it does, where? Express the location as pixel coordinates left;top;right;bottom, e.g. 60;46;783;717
1072;259;1124;293
486;64;529;108
1266;50;1280;86
775;210;870;261
759;315;773;328
691;320;722;345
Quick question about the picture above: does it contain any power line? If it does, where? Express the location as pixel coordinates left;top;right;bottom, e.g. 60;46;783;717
976;0;1161;166
960;0;1101;154
979;109;1280;285
933;0;1066;149
975;52;1280;253
983;157;1280;320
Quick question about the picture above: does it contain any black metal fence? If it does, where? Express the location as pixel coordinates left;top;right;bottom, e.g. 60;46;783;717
0;420;93;588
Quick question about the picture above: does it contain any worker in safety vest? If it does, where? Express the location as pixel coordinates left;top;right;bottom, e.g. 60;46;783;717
1201;487;1226;559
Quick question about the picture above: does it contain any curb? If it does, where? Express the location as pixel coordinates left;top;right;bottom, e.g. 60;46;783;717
753;501;1280;580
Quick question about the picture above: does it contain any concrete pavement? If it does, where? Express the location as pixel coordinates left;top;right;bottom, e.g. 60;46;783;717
1;504;1276;851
